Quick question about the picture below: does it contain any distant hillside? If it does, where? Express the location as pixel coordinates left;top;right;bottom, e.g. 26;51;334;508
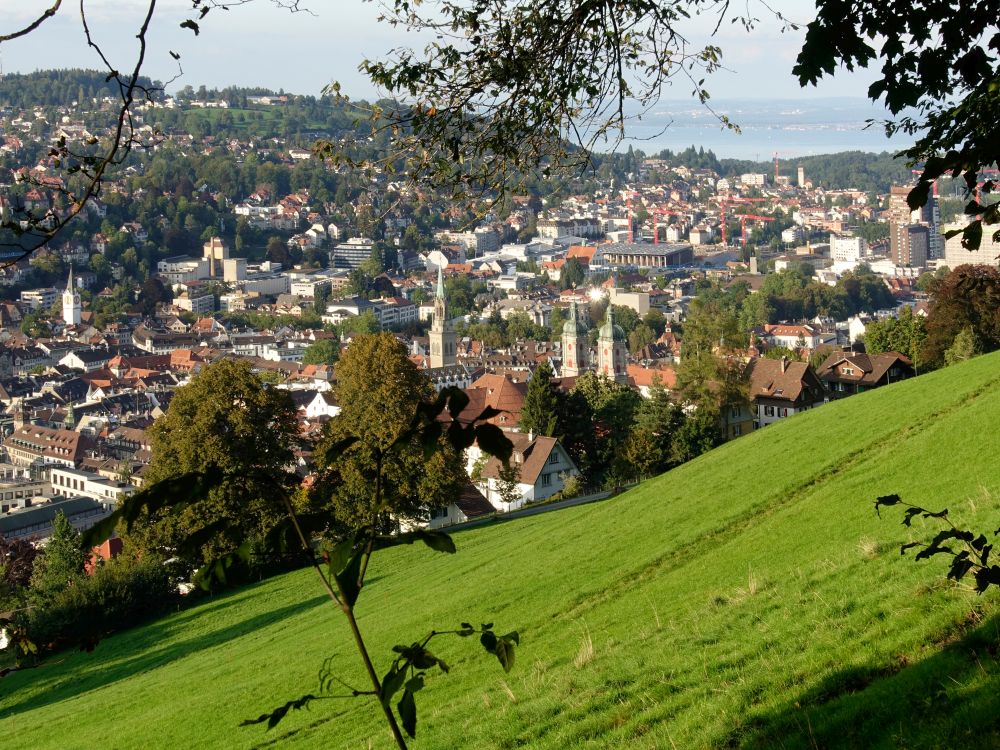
4;353;1000;748
0;69;162;110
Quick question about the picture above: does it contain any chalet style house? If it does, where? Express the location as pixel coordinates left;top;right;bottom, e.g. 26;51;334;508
747;358;827;429
814;351;915;398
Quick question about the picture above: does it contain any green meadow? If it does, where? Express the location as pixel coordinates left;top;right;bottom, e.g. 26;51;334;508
4;353;1000;748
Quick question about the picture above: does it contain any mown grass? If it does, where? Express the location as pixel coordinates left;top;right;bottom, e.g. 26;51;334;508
4;353;1000;748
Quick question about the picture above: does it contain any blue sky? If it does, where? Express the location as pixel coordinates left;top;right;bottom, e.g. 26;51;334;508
1;1;880;103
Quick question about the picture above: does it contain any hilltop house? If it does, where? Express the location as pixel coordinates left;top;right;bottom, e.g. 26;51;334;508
814;351;915;398
473;432;579;512
747;358;827;429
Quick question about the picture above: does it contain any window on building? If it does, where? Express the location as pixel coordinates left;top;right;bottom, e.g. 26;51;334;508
549;453;559;465
764;405;775;417
541;473;552;486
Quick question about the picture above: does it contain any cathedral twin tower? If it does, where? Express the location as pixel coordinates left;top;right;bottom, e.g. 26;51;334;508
429;269;626;383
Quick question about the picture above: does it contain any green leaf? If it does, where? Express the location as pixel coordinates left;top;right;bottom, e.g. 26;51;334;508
480;630;497;653
318;435;359;464
397;688;417;738
380;665;407;707
335;551;365;606
445;388;470;418
494;637;516;672
324;535;357;576
372;529;456;554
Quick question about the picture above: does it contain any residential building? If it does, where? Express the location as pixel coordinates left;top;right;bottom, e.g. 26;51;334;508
4;423;95;468
20;287;59;311
746;358;827;428
475;433;580;511
330;237;375;270
943;220;1000;269
815;351;915;398
48;465;135;505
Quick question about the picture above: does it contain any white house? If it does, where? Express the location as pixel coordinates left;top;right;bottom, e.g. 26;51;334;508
473;433;579;512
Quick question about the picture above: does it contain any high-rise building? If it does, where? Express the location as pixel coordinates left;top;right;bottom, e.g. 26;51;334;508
888;185;942;263
943;220;1000;268
797;165;806;187
428;266;456;368
203;236;229;278
890;223;929;268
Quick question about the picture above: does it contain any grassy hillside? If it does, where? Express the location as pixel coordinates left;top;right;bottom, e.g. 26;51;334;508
4;353;1000;749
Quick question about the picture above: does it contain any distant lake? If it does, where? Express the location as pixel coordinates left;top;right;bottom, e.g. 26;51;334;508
615;97;916;161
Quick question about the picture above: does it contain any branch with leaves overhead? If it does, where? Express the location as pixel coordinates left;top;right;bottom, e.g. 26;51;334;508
794;0;1000;250
318;0;790;206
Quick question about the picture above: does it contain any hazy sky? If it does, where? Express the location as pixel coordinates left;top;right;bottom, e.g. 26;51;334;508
1;1;879;103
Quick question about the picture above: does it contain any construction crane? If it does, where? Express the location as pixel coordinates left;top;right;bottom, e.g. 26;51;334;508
624;189;640;243
716;196;767;245
737;214;776;247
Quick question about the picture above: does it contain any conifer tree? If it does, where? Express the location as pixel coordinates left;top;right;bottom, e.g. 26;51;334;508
519;360;559;437
29;511;85;603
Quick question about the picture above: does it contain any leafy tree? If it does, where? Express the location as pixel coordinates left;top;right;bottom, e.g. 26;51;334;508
302;339;340;366
560;257;586;290
944;326;982;367
138;276;169;317
572;371;642;482
338;309;381;337
28;511;85;603
495;461;523;507
608;304;641;335
314;333;466;530
922;265;1000;367
519;360;559;436
622;377;683;479
862;306;927;368
127;359;300;566
628;323;656;353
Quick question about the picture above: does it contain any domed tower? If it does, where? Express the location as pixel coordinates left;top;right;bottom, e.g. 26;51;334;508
598;306;628;384
561;301;589;377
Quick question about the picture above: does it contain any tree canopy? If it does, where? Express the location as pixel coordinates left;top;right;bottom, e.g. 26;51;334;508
129;358;300;565
314;333;467;530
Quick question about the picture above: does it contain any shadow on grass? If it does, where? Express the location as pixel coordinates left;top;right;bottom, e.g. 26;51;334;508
722;612;1000;749
0;594;328;719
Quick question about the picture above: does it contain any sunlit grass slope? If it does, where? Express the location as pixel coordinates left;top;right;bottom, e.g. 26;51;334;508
4;353;1000;749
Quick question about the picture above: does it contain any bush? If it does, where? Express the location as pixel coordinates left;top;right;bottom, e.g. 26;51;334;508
24;555;178;652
